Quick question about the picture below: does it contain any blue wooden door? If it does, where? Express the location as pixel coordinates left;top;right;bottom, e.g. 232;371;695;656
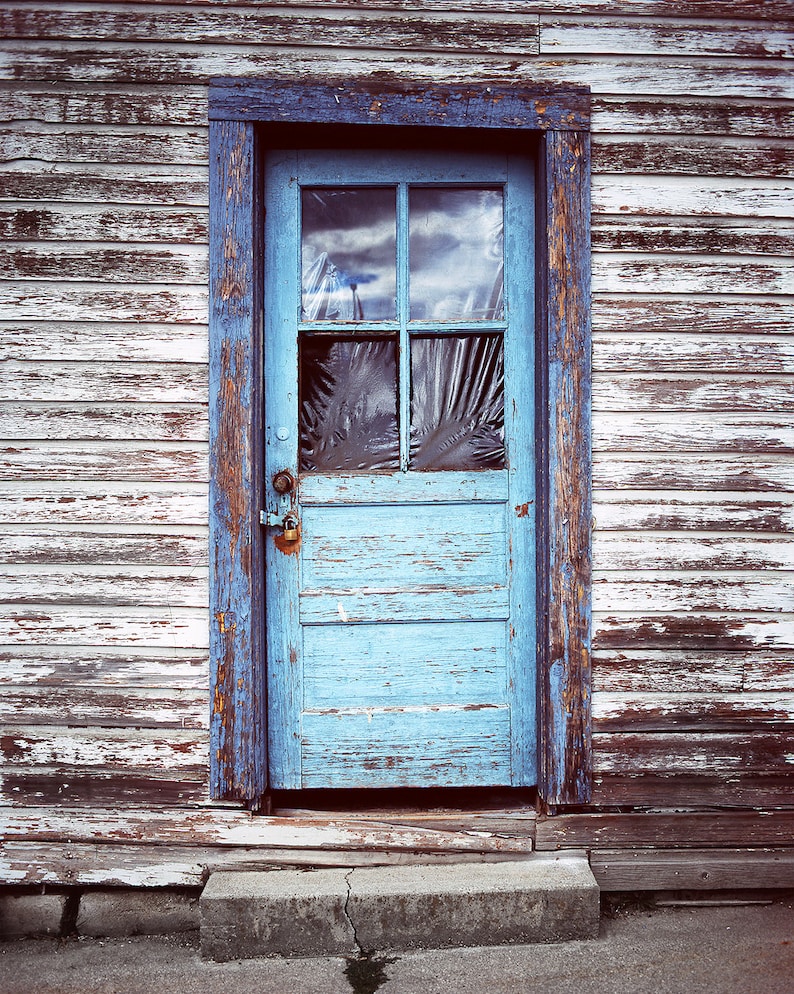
264;150;535;789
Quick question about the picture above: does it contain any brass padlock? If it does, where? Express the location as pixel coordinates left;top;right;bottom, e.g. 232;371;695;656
282;514;299;542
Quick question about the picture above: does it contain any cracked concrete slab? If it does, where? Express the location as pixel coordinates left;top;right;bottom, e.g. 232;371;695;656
200;856;599;960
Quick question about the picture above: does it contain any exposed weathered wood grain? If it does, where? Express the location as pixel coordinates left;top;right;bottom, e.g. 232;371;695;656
592;97;794;137
0;771;209;807
593;374;794;412
0;124;208;165
0;806;532;853
593;575;794;613
0;282;207;323
593;219;794;256
594;730;794;773
0;404;207;440
542;17;794;58
593;413;794;453
0;647;209;689
594;613;794;651
0;841;531;887
0;483;208;525
593;176;794;217
593;493;794;532
593;297;794;336
593;691;794;731
0;162;208;206
592;648;746;693
0;81;208;125
594;535;794;571
0;243;207;283
3;46;793;98
593;454;794;492
1;442;207;482
1;324;207;362
0;565;208;607
1;607;209;648
593;254;794;295
0;686;208;728
536;810;794;849
3;362;207;403
592;772;794;808
0;205;208;243
0;726;208;770
593;337;794;375
594;135;794;179
0;6;541;55
0;528;208;566
591;849;794;891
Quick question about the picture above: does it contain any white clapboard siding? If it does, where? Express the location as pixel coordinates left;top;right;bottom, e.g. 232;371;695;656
0;442;208;482
593;413;794;453
593;454;794;492
0;646;209;688
593;336;794;374
3;362;207;402
0;686;209;729
0;527;209;567
0;483;208;525
593;135;794;179
593;492;794;532
1;607;209;648
0;124;208;165
591;97;794;137
0;282;207;323
592;177;794;217
593;574;794;614
593;253;794;295
593;374;794;413
594;613;794;650
593;693;794;731
0;325;208;363
0;243;208;283
2;45;793;98
593;298;794;335
0;404;208;440
0;565;208;607
0;162;209;206
0;81;208;125
593;219;794;256
593;534;794;571
0;205;209;243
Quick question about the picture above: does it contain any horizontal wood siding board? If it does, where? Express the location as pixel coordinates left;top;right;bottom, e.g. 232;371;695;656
593;614;794;651
0;774;210;808
0;529;208;567
593;297;794;335
593;536;794;571
0;205;209;243
593;691;794;731
0;565;208;606
591;849;794;891
593;177;794;218
0;647;209;689
593;219;794;256
210;78;589;130
3;49;792;98
593;649;794;694
593;136;794;179
1;607;209;649
536;811;794;849
593;575;794;613
0;163;209;206
0;687;208;729
0;283;207;323
592;772;794;808
0;807;532;853
593;379;794;413
594;731;794;773
0;405;208;441
0;243;208;283
0;8;541;56
591;98;794;138
0;82;208;125
4;363;207;403
0;484;208;525
592;456;794;492
0;124;208;165
1;443;208;482
594;414;794;454
592;338;794;376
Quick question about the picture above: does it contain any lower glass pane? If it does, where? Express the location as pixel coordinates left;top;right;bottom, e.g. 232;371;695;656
300;336;399;472
410;334;505;471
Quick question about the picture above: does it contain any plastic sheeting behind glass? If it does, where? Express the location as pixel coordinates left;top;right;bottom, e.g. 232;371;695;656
409;188;504;322
410;334;505;471
301;188;396;321
300;336;399;472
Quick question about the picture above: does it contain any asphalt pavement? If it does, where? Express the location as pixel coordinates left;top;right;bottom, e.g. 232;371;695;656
1;896;792;994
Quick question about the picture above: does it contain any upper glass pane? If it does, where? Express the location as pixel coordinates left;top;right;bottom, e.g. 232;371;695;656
301;187;396;322
409;187;504;322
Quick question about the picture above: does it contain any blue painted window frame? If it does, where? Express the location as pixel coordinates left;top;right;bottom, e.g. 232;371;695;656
208;79;592;809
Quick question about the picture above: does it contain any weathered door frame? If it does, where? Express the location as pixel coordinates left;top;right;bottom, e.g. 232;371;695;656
208;77;592;809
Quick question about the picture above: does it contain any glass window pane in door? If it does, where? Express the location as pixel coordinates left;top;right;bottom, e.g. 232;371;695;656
301;188;396;321
300;336;399;472
410;334;505;471
409;188;504;322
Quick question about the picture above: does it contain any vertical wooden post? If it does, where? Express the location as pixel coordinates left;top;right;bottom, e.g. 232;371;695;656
208;120;266;801
539;129;593;807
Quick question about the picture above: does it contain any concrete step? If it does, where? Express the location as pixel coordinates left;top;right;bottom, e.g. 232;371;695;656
200;853;599;961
